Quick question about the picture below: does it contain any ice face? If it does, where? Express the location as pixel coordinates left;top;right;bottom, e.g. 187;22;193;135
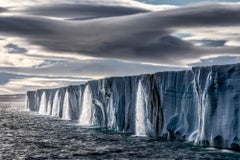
52;90;60;117
135;80;147;136
79;84;93;125
26;63;240;150
62;89;70;120
39;92;47;115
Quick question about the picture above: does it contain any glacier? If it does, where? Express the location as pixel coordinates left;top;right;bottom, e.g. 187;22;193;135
26;63;240;150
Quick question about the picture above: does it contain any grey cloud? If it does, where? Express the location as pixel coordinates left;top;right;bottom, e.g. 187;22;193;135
0;72;20;85
0;58;185;94
0;17;57;35
190;56;240;67
25;4;148;19
32;60;62;68
136;0;240;5
0;59;185;78
0;4;240;65
0;7;7;13
0;71;91;94
97;35;199;64
157;4;240;27
190;39;227;47
4;43;28;54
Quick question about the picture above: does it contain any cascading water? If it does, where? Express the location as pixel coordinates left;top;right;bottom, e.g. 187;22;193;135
46;95;52;115
39;92;47;115
135;80;146;136
79;85;92;125
52;90;60;117
199;71;211;141
62;90;70;120
188;74;200;143
108;94;116;128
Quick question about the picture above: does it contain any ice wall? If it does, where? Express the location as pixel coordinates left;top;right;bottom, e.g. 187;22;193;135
26;63;240;150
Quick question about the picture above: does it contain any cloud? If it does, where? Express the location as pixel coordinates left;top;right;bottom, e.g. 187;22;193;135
0;0;177;12
4;43;27;54
136;0;240;6
190;56;240;66
190;39;227;47
1;1;240;94
0;3;240;66
0;58;185;94
0;71;91;94
0;59;185;78
0;54;48;68
0;7;7;13
0;77;87;94
24;4;148;19
0;72;20;85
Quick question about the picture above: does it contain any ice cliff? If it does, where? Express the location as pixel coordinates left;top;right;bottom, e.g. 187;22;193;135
26;63;240;150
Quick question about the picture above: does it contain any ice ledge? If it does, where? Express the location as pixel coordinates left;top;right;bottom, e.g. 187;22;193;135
26;63;240;151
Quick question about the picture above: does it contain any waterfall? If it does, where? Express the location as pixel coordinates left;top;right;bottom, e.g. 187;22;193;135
198;70;212;142
62;90;71;120
135;80;146;136
189;76;200;143
46;95;52;115
79;85;92;125
108;96;116;128
52;90;60;117
39;92;47;115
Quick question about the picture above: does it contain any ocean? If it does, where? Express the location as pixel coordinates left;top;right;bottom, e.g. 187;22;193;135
1;102;240;160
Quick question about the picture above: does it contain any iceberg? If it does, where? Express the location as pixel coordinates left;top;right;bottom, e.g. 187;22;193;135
26;63;240;150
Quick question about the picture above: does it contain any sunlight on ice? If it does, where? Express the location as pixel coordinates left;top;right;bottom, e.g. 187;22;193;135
51;90;60;117
62;90;71;120
79;85;93;125
39;92;47;115
135;80;146;136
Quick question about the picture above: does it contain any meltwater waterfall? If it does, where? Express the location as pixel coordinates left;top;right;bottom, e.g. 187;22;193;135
39;92;47;115
62;90;70;120
26;63;240;150
135;81;146;136
198;70;212;143
79;85;92;125
51;90;60;117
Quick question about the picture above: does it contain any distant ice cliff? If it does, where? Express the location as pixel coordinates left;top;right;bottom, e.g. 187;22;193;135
26;63;240;150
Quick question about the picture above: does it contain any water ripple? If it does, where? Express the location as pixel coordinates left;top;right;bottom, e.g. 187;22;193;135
0;102;240;160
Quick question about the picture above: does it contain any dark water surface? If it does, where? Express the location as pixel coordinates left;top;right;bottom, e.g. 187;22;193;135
1;103;240;160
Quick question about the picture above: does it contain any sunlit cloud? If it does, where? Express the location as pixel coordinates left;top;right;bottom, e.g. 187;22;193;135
0;0;240;94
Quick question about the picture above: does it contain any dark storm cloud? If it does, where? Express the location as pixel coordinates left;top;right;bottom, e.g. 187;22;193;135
4;43;28;54
0;17;56;35
96;35;198;64
25;4;149;19
0;4;240;64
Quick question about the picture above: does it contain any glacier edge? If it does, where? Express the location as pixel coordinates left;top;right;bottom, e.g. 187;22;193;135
26;63;240;150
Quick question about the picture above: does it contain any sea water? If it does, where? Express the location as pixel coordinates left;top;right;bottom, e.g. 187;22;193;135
0;102;240;159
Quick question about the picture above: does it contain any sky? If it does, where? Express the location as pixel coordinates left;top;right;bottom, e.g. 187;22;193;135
0;0;240;95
